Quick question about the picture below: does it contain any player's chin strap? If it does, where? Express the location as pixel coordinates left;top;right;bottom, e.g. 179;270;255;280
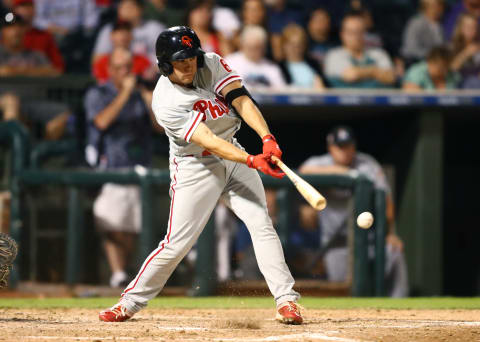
225;86;259;108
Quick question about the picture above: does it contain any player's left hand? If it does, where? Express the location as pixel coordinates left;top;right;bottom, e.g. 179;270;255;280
262;134;282;160
247;154;285;179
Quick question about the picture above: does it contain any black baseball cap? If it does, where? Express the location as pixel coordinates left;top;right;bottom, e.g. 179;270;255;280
1;12;26;27
327;126;356;146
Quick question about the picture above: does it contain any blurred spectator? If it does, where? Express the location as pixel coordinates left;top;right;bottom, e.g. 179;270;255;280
403;46;460;90
0;92;19;122
450;13;480;87
84;47;160;288
143;0;183;27
323;12;395;88
307;7;336;68
401;0;445;65
299;126;408;297
241;0;267;27
184;0;232;57
232;0;268;52
357;5;383;49
348;0;384;49
0;92;71;140
32;0;100;41
279;24;325;89
0;12;59;76
286;204;323;278
444;0;480;39
93;0;165;65
225;25;286;89
13;0;64;72
266;0;303;61
93;21;151;84
210;0;241;41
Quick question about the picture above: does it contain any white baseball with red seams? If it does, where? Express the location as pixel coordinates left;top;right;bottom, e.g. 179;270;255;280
118;53;300;314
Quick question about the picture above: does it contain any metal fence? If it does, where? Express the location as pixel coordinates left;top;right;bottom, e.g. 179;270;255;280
0;121;386;296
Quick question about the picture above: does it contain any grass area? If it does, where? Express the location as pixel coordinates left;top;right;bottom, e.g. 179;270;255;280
0;297;479;310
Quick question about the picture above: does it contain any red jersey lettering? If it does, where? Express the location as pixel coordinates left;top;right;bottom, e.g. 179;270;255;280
193;98;229;121
220;59;232;73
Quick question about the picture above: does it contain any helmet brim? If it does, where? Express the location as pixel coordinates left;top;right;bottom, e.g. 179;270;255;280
170;48;204;61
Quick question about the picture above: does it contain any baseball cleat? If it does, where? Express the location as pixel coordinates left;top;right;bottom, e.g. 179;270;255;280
275;301;303;325
99;304;133;322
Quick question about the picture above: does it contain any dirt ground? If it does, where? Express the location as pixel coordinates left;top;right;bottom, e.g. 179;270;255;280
0;308;479;342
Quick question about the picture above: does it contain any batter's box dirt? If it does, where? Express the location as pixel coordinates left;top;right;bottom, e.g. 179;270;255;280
0;308;479;342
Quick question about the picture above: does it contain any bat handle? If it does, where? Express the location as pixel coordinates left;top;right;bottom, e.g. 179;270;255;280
271;155;281;165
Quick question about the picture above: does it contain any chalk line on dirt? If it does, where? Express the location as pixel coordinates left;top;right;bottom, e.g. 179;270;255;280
212;333;368;342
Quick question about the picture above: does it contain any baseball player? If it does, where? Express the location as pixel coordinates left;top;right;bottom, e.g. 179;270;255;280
99;26;303;324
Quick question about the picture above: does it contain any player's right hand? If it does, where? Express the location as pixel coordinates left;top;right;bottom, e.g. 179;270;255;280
246;154;285;179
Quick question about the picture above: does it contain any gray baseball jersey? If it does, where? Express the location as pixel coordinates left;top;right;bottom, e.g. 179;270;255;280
119;53;299;313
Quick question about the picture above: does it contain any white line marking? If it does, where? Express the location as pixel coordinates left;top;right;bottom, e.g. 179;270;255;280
157;325;209;331
22;337;135;341
213;333;367;342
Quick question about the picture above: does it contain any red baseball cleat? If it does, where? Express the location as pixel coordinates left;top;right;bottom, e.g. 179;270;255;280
99;304;133;322
275;301;303;325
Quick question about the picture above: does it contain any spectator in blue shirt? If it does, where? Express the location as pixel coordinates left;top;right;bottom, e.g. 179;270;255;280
306;7;336;69
84;47;161;288
266;0;303;61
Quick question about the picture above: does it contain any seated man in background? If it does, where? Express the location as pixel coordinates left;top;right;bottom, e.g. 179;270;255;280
0;12;69;140
299;126;408;297
225;25;286;89
403;46;461;91
12;0;65;73
323;11;395;88
401;0;445;66
84;47;161;288
0;12;59;76
92;20;152;84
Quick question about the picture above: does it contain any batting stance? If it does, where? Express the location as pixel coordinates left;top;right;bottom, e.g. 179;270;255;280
99;26;303;324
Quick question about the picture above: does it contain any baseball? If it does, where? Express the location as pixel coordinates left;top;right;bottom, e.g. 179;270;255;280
357;212;374;229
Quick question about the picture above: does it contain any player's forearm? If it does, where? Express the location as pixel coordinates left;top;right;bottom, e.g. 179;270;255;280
233;96;270;138
191;123;249;163
93;89;131;130
204;135;249;163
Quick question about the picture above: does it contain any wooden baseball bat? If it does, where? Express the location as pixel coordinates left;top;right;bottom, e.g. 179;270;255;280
271;156;327;211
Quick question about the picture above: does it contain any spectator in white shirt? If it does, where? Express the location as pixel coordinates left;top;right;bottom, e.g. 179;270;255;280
92;0;165;64
225;25;286;90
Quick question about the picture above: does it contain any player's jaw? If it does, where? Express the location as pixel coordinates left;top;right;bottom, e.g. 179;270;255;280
170;57;198;86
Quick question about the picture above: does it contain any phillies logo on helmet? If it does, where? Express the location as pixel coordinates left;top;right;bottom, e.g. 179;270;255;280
181;36;193;48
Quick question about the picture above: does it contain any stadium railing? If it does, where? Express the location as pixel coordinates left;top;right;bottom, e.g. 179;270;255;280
0;121;386;296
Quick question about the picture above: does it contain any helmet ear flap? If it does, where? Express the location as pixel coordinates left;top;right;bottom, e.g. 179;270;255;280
157;59;173;76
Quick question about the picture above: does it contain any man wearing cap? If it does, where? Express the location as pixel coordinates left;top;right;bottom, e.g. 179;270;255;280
13;0;64;72
299;126;408;297
0;12;59;76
